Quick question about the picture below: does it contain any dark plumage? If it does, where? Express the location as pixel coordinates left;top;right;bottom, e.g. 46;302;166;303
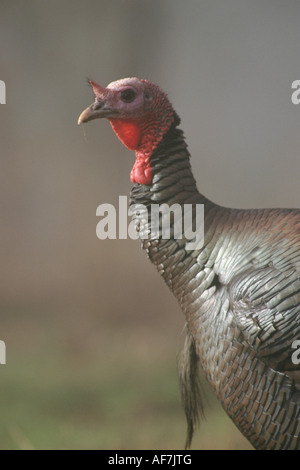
78;78;300;449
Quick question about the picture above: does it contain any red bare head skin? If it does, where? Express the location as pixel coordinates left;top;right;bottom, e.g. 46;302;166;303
78;78;176;185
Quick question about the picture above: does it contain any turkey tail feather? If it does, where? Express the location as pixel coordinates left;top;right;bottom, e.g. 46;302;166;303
179;329;205;449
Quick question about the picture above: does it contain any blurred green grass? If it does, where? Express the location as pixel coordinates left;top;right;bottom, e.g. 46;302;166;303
0;314;252;450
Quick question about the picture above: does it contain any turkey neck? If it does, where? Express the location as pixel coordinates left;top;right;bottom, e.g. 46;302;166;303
129;121;219;294
130;122;211;207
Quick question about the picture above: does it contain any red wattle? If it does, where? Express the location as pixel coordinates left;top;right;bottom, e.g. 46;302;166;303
110;118;153;184
130;157;153;185
109;119;141;151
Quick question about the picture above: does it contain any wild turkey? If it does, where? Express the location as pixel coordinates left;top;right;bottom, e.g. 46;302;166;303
78;77;300;450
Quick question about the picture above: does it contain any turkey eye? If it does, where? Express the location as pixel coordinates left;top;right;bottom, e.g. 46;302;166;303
121;89;136;103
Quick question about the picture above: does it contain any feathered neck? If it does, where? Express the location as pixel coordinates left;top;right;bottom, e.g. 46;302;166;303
130;117;209;208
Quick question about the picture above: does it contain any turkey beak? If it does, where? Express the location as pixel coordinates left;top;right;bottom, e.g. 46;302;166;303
78;80;116;125
78;101;107;124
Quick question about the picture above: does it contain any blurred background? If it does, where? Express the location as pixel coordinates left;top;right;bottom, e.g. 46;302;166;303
1;0;300;450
